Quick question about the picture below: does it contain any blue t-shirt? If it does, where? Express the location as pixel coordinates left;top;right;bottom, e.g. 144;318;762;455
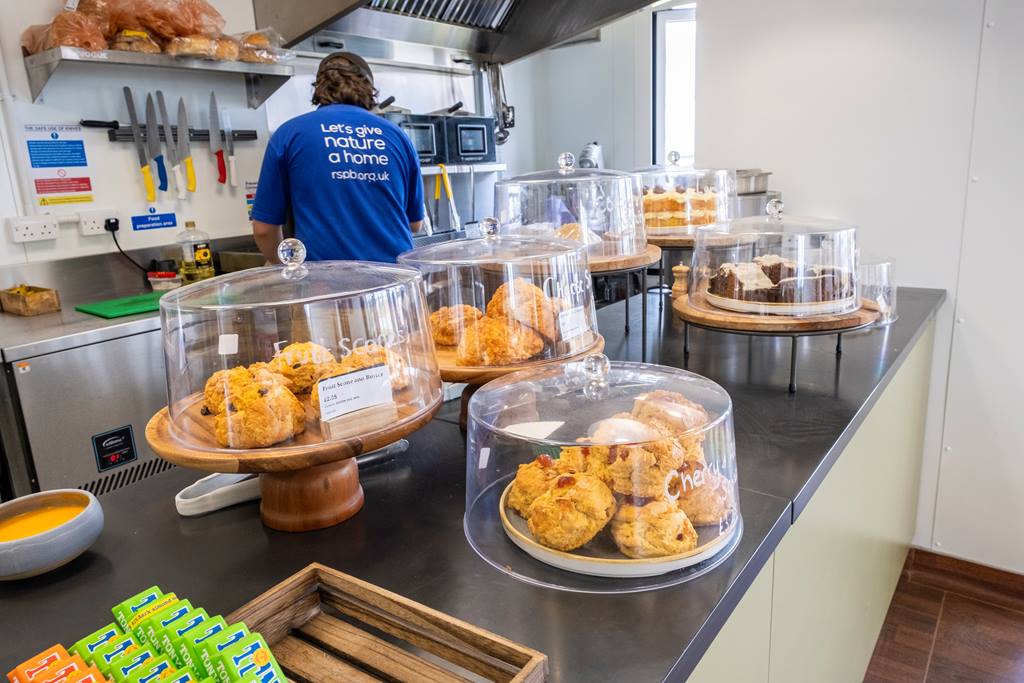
251;104;424;263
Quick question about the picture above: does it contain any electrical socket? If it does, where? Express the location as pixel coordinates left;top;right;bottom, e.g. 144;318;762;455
78;208;114;236
9;216;58;243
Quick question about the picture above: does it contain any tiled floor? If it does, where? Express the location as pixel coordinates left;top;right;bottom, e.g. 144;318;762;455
864;549;1024;682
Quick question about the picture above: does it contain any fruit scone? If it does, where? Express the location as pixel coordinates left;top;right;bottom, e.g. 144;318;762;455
202;368;304;449
486;277;561;342
676;460;734;526
267;341;337;394
456;316;544;366
429;305;483;346
526;473;616;551
610;499;699;558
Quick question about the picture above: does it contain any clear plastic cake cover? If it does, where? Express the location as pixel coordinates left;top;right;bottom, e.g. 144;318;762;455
465;354;742;593
633;152;737;234
690;199;861;318
159;239;442;452
494;153;646;261
398;228;600;370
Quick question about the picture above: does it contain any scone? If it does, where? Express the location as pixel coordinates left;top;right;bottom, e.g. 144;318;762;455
590;413;664;443
267;342;337;393
610;500;699;558
632;390;708;434
526;473;616;551
607;439;687;498
202;365;283;415
486;278;560;341
456;316;544;366
507;454;574;517
213;380;305;449
338;344;410;390
429;305;483;346
559;445;613;487
677;462;734;526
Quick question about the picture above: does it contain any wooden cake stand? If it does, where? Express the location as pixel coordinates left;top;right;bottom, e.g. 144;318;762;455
589;244;661;362
437;333;606;430
674;288;880;393
146;390;441;532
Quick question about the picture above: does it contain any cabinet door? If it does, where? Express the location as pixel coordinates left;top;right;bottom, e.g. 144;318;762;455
13;330;166;490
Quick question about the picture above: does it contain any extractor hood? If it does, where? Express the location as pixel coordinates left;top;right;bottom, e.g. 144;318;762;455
255;0;654;64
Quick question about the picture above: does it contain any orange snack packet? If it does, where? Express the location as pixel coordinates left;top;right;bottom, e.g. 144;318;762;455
32;656;88;683
10;646;69;683
63;667;106;683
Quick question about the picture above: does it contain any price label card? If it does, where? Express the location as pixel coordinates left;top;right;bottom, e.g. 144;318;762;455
558;306;589;342
317;363;394;422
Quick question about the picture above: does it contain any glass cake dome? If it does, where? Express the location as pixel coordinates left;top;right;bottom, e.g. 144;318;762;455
158;239;442;453
493;153;646;262
398;229;600;371
465;354;742;593
633;152;737;234
690;199;860;317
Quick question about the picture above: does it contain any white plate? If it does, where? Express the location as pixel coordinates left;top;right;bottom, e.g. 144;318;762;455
499;483;738;578
705;289;857;316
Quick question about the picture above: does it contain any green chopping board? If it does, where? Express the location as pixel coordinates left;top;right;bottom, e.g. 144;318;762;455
75;291;166;319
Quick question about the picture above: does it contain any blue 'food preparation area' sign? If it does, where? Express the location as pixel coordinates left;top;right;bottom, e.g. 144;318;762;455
131;213;178;230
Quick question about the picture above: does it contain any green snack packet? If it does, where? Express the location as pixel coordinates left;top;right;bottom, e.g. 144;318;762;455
112;587;164;632
109;645;157;683
92;634;143;676
198;624;249;683
174;617;227;677
71;622;122;663
125;655;176;683
162;668;211;683
140;600;192;650
156;609;209;665
214;635;284;683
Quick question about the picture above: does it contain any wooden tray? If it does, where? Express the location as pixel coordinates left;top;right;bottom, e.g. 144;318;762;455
436;334;605;385
228;563;548;682
674;290;879;333
646;232;696;249
589;244;661;273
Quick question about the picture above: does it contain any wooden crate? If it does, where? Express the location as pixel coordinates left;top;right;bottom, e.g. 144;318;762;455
228;563;548;683
0;285;60;316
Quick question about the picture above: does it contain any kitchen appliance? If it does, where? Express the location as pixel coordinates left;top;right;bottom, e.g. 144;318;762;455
735;168;772;195
383;113;447;165
444;116;496;164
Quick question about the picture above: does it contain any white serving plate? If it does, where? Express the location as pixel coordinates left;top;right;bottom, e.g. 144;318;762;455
499;483;738;578
705;289;857;316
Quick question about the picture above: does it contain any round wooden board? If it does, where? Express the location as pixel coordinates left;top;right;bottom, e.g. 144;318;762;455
437;334;605;384
647;232;696;248
145;393;442;474
589;244;662;273
673;290;879;333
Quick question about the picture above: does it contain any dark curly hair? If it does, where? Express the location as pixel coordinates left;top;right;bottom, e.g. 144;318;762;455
312;52;378;110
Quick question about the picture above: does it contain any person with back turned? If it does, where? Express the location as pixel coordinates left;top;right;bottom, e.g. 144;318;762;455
250;52;424;263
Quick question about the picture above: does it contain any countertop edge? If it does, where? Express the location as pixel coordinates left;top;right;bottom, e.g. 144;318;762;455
665;493;793;682
791;288;946;520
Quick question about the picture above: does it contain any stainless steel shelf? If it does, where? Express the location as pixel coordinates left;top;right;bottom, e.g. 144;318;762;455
24;47;294;109
420;162;506;176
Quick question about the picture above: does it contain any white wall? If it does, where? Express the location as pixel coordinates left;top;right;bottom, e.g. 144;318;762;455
694;0;991;564
931;0;1024;572
0;0;262;266
497;8;655;175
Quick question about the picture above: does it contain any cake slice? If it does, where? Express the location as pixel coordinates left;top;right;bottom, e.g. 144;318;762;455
708;262;776;301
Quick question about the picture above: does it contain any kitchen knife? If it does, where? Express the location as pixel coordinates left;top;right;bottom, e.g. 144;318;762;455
222;109;238;188
145;93;168;192
209;92;226;184
156;91;185;200
177;98;196;193
123;87;155;203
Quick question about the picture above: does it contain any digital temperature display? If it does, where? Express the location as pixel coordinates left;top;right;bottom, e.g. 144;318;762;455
91;425;138;473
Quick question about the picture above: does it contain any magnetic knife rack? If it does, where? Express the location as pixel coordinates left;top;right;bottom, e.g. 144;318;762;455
106;125;257;144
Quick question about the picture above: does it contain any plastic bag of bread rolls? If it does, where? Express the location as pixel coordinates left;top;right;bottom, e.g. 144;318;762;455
236;28;295;64
76;0;143;39
20;11;108;55
110;29;162;54
137;0;225;41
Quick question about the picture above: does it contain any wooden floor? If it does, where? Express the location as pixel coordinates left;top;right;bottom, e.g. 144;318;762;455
864;549;1024;682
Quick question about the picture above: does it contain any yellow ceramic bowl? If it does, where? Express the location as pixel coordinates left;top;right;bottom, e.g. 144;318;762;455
0;489;104;580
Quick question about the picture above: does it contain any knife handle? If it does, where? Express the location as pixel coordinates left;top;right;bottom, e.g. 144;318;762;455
215;150;227;184
154;155;168;192
173;165;186;200
140;164;156;203
184;156;197;192
228;156;238;188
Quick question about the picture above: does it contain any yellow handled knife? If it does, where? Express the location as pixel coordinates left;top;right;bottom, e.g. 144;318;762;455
123;86;155;203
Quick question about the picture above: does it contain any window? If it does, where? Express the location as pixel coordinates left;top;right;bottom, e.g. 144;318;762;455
653;6;697;166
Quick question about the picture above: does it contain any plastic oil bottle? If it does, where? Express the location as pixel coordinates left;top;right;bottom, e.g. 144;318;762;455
176;220;215;283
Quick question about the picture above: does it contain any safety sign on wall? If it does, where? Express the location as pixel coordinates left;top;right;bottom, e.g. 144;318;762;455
23;124;94;206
